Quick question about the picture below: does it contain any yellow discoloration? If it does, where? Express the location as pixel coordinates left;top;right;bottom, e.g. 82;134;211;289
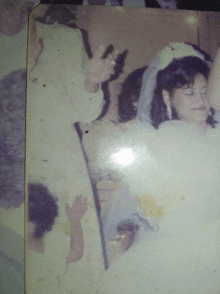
180;196;185;200
138;194;164;218
37;277;44;283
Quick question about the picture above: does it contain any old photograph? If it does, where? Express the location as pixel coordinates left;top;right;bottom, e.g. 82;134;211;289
4;2;220;293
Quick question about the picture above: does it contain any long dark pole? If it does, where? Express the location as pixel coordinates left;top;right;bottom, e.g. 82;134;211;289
74;122;109;270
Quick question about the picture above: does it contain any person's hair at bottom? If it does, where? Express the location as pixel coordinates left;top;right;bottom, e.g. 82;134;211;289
28;183;59;239
150;56;217;129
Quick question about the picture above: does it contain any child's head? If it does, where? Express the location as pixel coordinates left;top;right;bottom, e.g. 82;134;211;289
28;183;59;239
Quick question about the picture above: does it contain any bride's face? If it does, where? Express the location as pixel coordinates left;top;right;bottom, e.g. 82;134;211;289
169;74;210;125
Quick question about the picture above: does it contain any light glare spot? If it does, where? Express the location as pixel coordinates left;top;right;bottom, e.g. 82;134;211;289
111;148;134;166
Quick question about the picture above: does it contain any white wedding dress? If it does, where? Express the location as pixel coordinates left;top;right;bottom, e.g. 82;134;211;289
102;120;220;294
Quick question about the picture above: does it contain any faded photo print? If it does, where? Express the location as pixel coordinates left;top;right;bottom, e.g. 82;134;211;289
25;4;220;294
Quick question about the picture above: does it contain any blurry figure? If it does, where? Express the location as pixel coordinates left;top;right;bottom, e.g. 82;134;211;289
0;0;36;36
27;183;88;293
27;183;59;254
27;5;118;204
0;0;39;79
28;184;87;261
26;4;117;291
82;67;147;216
82;67;151;268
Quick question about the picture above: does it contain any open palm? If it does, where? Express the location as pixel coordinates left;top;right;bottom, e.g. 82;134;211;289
65;195;88;221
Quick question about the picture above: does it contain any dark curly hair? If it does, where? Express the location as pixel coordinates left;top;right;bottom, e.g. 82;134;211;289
150;56;217;129
28;183;59;239
118;66;147;122
35;4;77;29
0;69;26;209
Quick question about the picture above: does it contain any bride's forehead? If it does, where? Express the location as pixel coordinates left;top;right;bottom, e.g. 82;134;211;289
177;74;207;89
189;74;207;87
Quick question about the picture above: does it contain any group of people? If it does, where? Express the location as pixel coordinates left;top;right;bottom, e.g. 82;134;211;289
81;28;220;294
1;2;220;294
28;4;220;293
84;41;220;274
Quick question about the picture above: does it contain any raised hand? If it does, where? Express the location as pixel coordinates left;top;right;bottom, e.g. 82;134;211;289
86;45;119;85
65;195;88;222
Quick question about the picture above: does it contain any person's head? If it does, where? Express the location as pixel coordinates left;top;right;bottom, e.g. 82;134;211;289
0;0;38;36
118;67;147;123
34;4;77;29
28;183;59;239
150;56;217;129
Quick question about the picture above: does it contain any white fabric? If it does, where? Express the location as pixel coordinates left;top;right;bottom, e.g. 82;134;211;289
26;23;104;292
27;23;103;203
101;120;220;294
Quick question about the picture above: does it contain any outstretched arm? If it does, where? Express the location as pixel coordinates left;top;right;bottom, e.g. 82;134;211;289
85;45;118;93
207;46;220;112
65;196;88;262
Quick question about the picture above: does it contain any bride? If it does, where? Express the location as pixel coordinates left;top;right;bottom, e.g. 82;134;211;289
102;43;220;294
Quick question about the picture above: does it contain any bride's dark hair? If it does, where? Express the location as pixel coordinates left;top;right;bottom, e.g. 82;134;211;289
150;56;217;129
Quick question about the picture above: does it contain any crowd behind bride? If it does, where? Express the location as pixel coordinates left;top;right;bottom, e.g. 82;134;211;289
1;3;220;294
